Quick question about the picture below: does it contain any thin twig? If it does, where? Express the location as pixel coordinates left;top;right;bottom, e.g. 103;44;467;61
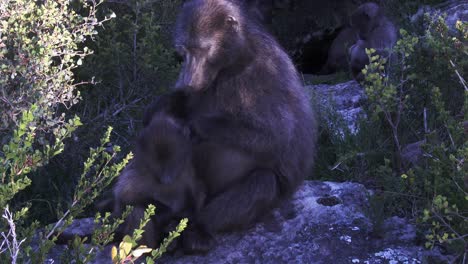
450;60;468;91
1;206;26;264
424;107;428;134
433;210;463;241
45;201;77;240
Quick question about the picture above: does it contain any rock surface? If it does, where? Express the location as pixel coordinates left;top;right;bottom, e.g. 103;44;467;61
47;181;445;264
411;0;467;30
309;81;365;134
442;1;468;29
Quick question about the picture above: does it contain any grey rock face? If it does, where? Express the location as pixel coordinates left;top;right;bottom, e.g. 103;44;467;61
411;1;467;30
309;81;365;134
443;2;468;28
161;181;372;264
48;181;439;264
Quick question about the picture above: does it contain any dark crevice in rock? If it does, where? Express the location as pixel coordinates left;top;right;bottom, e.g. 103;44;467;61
317;195;342;206
294;28;341;74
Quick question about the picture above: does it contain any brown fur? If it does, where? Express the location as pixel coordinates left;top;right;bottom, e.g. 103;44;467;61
113;112;205;248
349;2;398;81
173;0;317;253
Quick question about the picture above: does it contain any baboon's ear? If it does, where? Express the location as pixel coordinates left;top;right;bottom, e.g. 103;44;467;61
226;15;239;29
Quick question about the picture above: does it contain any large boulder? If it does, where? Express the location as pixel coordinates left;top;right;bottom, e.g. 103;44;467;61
46;181;449;263
411;0;467;30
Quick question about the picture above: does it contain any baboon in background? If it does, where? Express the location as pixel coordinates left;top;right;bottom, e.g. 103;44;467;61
319;26;359;74
113;110;205;248
242;0;291;24
349;2;398;80
173;0;317;253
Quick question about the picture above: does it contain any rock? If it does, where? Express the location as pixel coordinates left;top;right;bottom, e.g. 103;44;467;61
438;0;467;29
45;180;448;264
411;1;467;30
308;81;365;134
59;217;97;240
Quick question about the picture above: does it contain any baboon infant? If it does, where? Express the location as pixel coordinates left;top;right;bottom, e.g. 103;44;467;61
113;111;205;248
349;2;398;80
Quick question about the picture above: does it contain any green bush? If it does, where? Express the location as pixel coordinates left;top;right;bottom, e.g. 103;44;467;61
0;0;182;226
32;1;183;223
76;0;181;131
0;0;184;262
314;12;467;259
110;205;187;264
0;0;125;262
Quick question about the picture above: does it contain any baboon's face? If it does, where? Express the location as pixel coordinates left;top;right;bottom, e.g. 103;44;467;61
174;0;243;92
174;36;220;92
351;3;380;40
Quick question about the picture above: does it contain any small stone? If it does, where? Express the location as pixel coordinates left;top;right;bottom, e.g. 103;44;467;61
340;235;352;243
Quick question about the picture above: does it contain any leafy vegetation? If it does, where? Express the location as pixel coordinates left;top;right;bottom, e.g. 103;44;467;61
20;0;183;225
0;0;184;262
316;13;467;260
110;204;187;264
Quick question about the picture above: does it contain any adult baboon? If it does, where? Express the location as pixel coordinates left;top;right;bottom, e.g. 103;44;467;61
319;27;359;74
349;2;398;80
173;0;317;253
113;112;205;248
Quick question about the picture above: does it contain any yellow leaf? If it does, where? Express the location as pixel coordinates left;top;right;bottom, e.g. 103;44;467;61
132;246;153;258
442;233;448;240
119;241;132;260
111;246;119;264
119;235;132;257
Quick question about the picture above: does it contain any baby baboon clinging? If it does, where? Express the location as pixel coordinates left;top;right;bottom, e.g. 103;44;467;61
113;112;205;248
319;27;359;74
349;2;398;80
173;0;317;253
